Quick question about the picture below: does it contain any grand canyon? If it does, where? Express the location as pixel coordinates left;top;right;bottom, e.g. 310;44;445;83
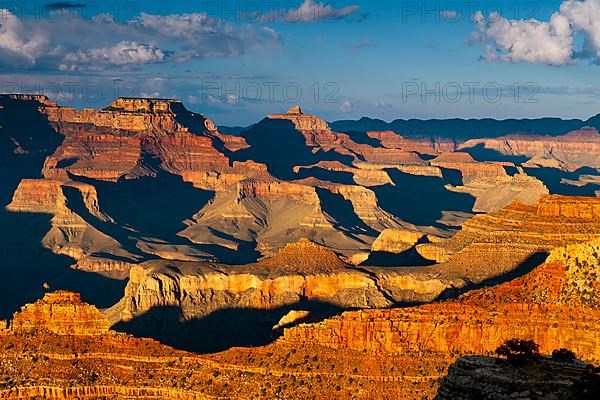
0;93;598;399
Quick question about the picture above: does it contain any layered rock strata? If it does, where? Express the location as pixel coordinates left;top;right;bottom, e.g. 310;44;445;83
460;128;600;171
10;291;111;335
282;238;600;365
108;240;460;325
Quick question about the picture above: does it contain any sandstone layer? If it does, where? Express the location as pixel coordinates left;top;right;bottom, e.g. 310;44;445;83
108;239;466;327
415;195;600;282
282;238;600;364
0;292;449;399
4;95;564;267
10;291;111;335
460;128;600;171
448;169;549;212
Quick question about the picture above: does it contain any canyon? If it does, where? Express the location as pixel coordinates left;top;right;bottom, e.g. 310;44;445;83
1;234;598;399
1;94;599;399
4;94;579;270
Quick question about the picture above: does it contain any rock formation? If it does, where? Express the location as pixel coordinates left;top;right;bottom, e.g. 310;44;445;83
448;170;549;212
6;95;574;269
6;96;480;265
109;241;390;325
436;356;599;400
460;128;600;171
41;97;261;190
3;95;600;399
366;131;457;154
415;195;600;282
371;229;424;253
10;291;111;335
538;194;600;221
282;238;600;364
430;152;508;184
110;194;600;351
0;291;444;400
268;106;331;132
6;178;131;262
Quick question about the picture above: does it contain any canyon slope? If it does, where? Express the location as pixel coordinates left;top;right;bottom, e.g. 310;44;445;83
1;94;600;399
1;94;598;324
2;95;571;275
2;232;598;399
105;195;600;353
278;237;600;397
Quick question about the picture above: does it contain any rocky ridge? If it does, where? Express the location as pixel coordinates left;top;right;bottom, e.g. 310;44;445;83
436;356;599;400
109;195;600;349
107;239;464;327
460;128;600;171
9;291;111;335
2;95;558;266
281;238;600;364
0;291;450;399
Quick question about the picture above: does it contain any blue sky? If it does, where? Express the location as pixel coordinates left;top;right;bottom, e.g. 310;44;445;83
2;0;600;125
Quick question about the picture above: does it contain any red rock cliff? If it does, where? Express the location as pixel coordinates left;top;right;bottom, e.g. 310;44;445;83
10;291;111;335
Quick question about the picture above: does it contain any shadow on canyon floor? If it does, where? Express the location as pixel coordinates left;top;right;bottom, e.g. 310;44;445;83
234;119;355;180
316;187;378;239
524;167;600;197
373;169;475;227
461;144;530;165
74;172;213;240
113;301;345;354
434;251;549;301
63;179;260;265
345;130;385;147
0;209;128;319
0;98;127;318
361;247;436;267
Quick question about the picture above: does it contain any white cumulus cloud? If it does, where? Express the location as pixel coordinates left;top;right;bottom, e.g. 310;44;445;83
473;0;600;66
560;0;600;58
60;41;168;71
0;9;280;71
0;9;48;66
473;11;573;65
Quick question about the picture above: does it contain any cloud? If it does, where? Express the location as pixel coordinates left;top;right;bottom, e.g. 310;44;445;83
0;9;280;71
0;9;48;67
560;0;600;59
473;11;573;65
60;41;169;71
340;100;352;112
265;0;360;23
472;0;600;66
136;13;231;42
